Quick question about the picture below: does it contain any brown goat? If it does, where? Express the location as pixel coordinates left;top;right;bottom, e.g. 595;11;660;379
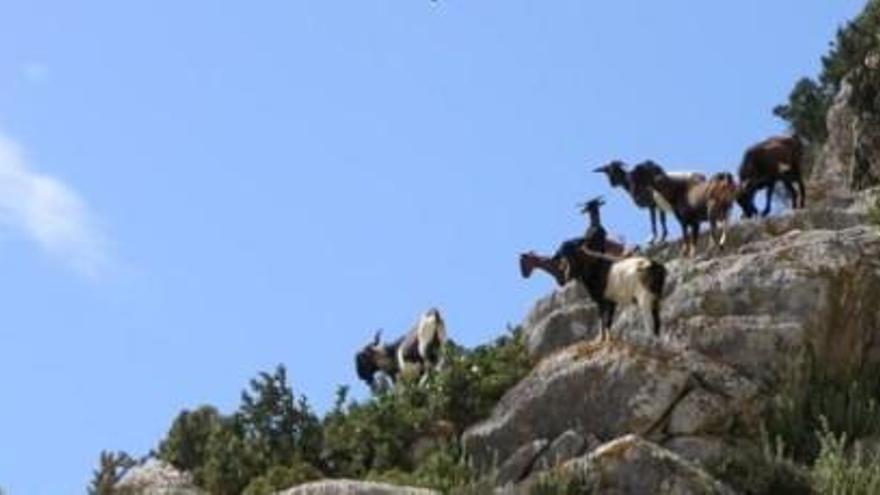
737;135;805;218
651;172;738;256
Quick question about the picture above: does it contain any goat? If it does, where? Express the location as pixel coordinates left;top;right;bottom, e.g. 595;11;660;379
577;197;666;340
578;249;667;340
355;308;447;391
737;135;805;218
650;170;738;256
519;197;631;285
521;198;667;340
594;160;705;244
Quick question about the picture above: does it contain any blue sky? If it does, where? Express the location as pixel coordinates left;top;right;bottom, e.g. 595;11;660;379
0;1;866;493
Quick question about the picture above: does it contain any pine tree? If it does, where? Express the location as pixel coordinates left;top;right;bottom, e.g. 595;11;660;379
87;451;136;495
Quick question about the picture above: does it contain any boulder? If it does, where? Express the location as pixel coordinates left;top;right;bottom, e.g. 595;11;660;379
531;430;587;473
525;222;880;388
277;480;438;495
494;439;548;486
114;459;202;495
563;435;736;495
811;77;880;204
462;341;760;474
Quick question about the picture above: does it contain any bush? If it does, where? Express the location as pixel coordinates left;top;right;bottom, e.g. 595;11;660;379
868;194;880;225
762;362;880;464
155;365;323;495
157;405;222;486
527;469;591;495
87;451;136;495
321;327;532;484
241;462;322;495
812;417;880;495
95;327;532;494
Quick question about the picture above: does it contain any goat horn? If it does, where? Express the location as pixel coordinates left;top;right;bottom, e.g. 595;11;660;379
372;329;382;346
593;165;609;173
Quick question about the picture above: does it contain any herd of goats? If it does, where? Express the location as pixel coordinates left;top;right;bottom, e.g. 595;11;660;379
354;134;806;391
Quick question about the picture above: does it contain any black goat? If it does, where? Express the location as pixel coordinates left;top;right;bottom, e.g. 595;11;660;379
594;160;704;244
570;197;666;340
737;135;805;218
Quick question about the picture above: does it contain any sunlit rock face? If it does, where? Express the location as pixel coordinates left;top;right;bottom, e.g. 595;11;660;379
466;174;880;489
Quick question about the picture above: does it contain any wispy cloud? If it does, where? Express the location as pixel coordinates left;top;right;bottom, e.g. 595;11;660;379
0;133;112;278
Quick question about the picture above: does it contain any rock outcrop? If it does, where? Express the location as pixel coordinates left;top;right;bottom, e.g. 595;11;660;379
811;77;880;203
463;339;762;477
466;161;880;491
276;480;438;495
114;459;203;495
564;435;736;495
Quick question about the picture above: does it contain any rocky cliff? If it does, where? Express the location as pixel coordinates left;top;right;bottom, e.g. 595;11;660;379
456;76;880;492
115;74;880;495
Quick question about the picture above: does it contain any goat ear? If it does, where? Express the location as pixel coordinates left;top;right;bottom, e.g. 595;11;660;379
593;165;609;173
372;329;382;346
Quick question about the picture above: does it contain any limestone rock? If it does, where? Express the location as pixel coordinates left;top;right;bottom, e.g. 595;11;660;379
564;435;736;495
495;439;548;486
462;341;759;474
115;459;202;495
277;480;438;495
531;430;586;473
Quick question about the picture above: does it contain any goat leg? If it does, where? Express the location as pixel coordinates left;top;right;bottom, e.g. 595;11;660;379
648;208;658;245
652;300;661;338
762;184;773;217
783;180;798;210
709;218;719;250
797;177;807;208
659;210;668;242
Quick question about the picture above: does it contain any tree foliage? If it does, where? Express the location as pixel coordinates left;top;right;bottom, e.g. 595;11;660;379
94;328;532;494
775;0;880;142
87;451;136;495
154;365;323;495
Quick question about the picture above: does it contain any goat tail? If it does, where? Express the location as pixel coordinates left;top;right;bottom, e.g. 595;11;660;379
638;259;667;299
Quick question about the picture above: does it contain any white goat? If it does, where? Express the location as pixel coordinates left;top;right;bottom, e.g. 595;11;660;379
355;308;448;390
577;249;667;341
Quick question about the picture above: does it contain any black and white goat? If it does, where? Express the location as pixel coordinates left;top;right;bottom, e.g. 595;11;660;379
737;135;805;218
650;171;739;256
570;198;667;340
594;160;704;244
355;308;448;391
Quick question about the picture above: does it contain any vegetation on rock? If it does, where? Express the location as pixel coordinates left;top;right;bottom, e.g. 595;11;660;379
775;0;880;144
90;328;531;494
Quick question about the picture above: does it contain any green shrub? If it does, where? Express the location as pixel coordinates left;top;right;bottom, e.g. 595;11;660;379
763;363;880;464
95;327;532;494
704;442;812;495
367;445;478;493
321;327;531;481
155;365;323;495
812;417;880;495
527;469;591;495
868;194;880;225
241;462;322;495
157;405;222;486
87;451;136;495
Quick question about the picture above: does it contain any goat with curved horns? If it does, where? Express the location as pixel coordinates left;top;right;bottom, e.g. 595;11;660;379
737;135;806;218
594;160;705;244
355;308;448;391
